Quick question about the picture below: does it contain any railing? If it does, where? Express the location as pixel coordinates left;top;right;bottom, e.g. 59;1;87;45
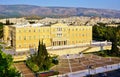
91;41;112;46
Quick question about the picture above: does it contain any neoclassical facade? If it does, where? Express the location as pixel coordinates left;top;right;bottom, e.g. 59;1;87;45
3;23;92;52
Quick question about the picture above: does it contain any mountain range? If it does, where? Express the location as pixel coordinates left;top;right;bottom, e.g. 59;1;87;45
0;5;120;18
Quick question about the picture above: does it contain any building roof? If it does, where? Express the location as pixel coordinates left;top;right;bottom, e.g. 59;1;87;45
12;22;44;27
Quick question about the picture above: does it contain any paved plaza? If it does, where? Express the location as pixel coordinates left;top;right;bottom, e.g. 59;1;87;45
51;54;120;77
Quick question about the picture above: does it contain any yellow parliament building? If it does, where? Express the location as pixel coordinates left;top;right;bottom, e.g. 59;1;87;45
3;23;92;52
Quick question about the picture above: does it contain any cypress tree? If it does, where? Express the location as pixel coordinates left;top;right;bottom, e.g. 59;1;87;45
36;41;50;71
43;44;50;70
27;40;51;71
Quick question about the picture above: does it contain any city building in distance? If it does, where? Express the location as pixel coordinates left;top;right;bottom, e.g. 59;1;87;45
3;22;92;52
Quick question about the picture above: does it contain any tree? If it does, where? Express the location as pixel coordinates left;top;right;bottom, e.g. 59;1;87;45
5;19;14;25
26;41;51;72
116;25;120;46
36;41;51;71
0;49;21;77
111;27;120;56
0;22;3;38
6;19;10;25
93;24;108;41
93;23;120;57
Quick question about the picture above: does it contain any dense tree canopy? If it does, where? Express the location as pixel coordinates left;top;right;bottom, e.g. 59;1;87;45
93;23;120;44
0;49;21;77
93;23;120;57
93;23;113;41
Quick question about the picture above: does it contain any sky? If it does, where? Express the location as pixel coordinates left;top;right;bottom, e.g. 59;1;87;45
0;0;120;10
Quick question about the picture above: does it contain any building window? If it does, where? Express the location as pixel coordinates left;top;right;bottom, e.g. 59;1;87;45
24;36;26;40
64;28;66;31
24;44;26;47
19;36;21;40
34;36;36;39
43;30;45;32
76;41;78;43
19;30;21;32
53;29;55;31
43;35;45;38
82;34;84;37
76;28;78;31
57;27;62;31
57;33;62;37
24;30;26;32
69;29;70;31
47;35;49;38
53;42;55;46
58;41;60;45
64;41;66;45
19;45;21;48
79;34;81;36
29;30;31;32
72;29;74;31
29;36;31;40
34;44;36;47
76;34;78;37
34;29;35;32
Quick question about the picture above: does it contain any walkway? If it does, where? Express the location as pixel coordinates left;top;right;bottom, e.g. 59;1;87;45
14;62;35;77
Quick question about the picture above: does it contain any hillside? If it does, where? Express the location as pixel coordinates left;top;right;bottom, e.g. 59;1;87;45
0;5;120;18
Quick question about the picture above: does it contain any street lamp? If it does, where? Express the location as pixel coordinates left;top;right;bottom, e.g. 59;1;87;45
87;65;93;77
67;54;72;73
104;65;107;72
118;63;120;69
79;52;83;58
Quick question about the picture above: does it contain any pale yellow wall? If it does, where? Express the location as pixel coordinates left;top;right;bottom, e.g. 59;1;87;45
68;26;92;45
3;23;92;52
3;25;9;43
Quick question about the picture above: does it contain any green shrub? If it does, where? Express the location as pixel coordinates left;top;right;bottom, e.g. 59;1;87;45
26;60;39;72
0;42;6;44
0;45;3;49
5;46;12;49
